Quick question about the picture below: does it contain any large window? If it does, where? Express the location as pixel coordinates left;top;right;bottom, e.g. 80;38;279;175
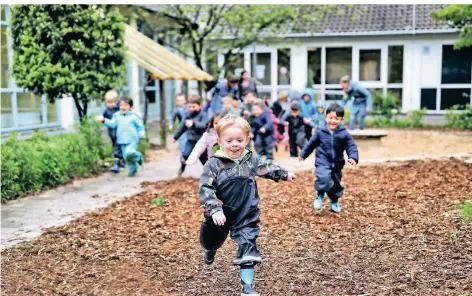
326;47;352;84
440;88;471;110
307;47;321;85
1;93;13;128
441;45;472;84
252;52;271;85
277;48;290;85
388;46;403;83
227;53;245;76
359;49;381;81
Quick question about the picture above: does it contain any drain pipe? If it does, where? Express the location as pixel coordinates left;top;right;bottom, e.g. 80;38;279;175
409;4;417;112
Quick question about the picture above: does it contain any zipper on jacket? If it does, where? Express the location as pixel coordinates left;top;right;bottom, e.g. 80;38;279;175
330;131;335;162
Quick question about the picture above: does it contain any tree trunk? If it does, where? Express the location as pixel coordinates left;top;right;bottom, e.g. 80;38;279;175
143;93;149;126
159;79;167;148
73;96;85;121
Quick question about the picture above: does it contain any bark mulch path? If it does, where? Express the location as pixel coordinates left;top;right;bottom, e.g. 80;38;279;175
2;159;472;296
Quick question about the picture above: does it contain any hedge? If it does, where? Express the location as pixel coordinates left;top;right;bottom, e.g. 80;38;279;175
1;120;112;201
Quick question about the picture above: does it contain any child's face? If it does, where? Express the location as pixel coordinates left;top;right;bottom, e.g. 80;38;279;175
244;94;255;104
223;100;232;110
317;107;324;114
105;97;118;109
217;126;249;159
176;96;186;108
325;111;343;131
252;105;263;117
291;110;299;117
303;95;310;102
188;103;201;113
213;116;221;126
120;101;131;113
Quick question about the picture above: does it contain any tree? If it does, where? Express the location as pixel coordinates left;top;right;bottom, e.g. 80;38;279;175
10;4;127;120
432;5;472;49
144;4;338;92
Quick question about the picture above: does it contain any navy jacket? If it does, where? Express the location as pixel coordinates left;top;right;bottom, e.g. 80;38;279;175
251;109;274;139
173;109;209;142
281;113;305;136
300;124;359;168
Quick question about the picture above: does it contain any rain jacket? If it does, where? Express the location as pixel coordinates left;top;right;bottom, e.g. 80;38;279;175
299;87;317;127
173;109;209;142
103;111;145;145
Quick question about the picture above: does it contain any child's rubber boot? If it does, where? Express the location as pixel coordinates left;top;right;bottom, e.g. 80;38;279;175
128;164;139;177
313;194;324;210
109;160;120;173
241;280;259;296
177;163;186;177
204;249;216;265
118;159;126;168
138;155;144;166
330;201;342;213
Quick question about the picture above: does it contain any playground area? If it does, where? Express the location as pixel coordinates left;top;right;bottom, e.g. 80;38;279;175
2;147;471;295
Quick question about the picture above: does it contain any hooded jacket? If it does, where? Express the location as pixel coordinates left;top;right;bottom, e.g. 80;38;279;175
343;81;373;109
103;111;146;145
299;88;317;127
173;109;209;142
300;124;359;168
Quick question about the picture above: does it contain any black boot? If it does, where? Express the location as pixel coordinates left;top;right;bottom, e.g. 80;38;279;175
241;280;259;296
117;159;126;168
177;163;186;176
204;249;216;265
110;160;120;173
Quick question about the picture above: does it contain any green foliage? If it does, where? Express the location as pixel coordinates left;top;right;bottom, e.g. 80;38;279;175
431;5;472;49
10;4;127;118
459;199;472;223
151;196;167;206
372;91;401;120
406;108;426;128
1;119;109;201
444;104;472;130
365;108;427;128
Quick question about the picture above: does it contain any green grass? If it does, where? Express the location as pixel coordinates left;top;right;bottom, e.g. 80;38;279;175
459;199;472;223
151;196;167;206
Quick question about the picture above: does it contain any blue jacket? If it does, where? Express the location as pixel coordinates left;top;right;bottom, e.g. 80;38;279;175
299;88;317;127
300;124;359;168
312;101;326;128
171;105;189;125
101;101;120;139
173;109;209;142
342;81;373;109
104;111;146;145
251;109;274;139
208;82;238;114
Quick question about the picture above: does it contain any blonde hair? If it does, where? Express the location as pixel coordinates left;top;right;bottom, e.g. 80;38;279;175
222;95;233;104
253;98;266;110
340;75;350;83
215;114;250;138
278;90;289;100
104;89;119;102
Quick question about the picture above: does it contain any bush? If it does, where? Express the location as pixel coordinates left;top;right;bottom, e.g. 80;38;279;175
445;104;472;130
372;91;401;120
1;119;111;201
365;108;427;128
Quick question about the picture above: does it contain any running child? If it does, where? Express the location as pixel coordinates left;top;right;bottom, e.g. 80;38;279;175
173;95;209;176
199;114;296;296
299;103;359;213
101;89;125;173
95;97;145;177
222;95;241;115
170;93;189;153
281;100;306;157
251;99;275;163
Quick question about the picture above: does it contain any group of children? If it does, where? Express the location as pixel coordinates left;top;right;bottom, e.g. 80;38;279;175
96;86;359;296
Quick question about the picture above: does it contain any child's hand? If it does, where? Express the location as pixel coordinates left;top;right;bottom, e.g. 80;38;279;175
185;120;193;128
287;172;296;181
303;118;311;124
365;106;371;113
212;211;226;226
95;114;104;122
273;118;280;124
299;156;305;162
283;122;289;126
260;127;266;134
169;125;174;132
348;158;357;165
243;110;251;117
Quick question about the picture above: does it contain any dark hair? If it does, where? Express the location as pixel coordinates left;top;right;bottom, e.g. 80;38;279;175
120;97;133;107
326;103;344;117
228;75;239;84
253;98;266;110
188;94;202;105
291;100;300;111
207;111;223;131
239;70;248;83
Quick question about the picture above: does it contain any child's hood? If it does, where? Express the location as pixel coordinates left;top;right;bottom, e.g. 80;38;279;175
300;87;314;103
319;123;346;134
315;101;326;113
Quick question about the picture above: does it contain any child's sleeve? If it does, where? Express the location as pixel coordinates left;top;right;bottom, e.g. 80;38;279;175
171;108;178;125
193;113;209;133
262;112;273;131
199;160;223;216
254;157;289;182
103;113;118;129
345;133;359;163
187;132;208;165
356;84;373;110
133;114;146;138
173;118;188;140
300;129;320;159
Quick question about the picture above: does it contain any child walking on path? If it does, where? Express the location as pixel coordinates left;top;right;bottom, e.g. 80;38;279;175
170;93;189;153
313;102;326;129
95;97;145;177
299;103;359;213
101;89;124;173
199;114;296;296
251;99;275;163
281;100;306;157
173;95;209;176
